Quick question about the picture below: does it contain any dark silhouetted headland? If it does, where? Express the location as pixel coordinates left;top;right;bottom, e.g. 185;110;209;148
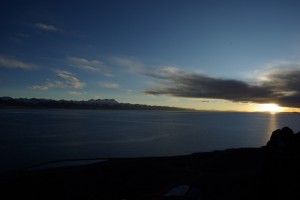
1;127;300;199
265;126;300;153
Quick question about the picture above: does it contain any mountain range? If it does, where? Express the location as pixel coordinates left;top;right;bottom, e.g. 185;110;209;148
0;97;193;111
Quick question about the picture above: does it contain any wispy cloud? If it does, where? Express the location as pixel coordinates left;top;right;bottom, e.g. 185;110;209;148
145;66;300;108
30;85;49;90
30;70;86;90
67;56;112;76
10;33;30;45
33;23;60;32
100;82;120;89
56;70;86;89
68;91;82;95
111;57;146;74
0;55;36;70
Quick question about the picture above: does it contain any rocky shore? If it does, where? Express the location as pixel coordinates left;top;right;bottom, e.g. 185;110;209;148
1;127;300;200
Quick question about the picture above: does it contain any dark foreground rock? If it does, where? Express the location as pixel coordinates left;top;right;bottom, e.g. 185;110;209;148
266;126;300;153
1;127;300;200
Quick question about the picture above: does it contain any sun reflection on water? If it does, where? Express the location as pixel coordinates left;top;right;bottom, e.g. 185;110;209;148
265;113;279;143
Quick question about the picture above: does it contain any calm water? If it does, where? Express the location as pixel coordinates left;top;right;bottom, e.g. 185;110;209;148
1;109;300;172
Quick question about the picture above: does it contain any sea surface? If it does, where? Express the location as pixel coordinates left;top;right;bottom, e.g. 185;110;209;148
1;108;300;172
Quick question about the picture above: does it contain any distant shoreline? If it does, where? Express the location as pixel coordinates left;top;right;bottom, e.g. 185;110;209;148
0;96;194;111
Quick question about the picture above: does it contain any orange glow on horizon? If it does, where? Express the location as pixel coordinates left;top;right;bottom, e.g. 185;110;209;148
256;103;284;114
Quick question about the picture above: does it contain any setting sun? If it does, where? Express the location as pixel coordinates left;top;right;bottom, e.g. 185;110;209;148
257;103;284;113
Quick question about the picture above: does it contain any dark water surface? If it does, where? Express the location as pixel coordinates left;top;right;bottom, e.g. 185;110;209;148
1;109;300;172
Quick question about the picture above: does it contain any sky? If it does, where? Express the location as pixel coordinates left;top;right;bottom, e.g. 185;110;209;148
1;0;300;112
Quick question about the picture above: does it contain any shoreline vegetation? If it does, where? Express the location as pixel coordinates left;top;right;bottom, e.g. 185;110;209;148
0;96;194;111
2;127;300;199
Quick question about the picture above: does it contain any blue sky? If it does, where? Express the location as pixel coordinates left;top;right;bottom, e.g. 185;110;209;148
1;0;300;111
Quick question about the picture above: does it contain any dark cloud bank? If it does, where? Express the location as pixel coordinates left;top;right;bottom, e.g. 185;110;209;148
145;68;300;108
